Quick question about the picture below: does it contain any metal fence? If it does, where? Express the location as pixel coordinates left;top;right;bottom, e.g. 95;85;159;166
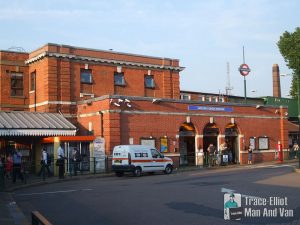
0;157;112;191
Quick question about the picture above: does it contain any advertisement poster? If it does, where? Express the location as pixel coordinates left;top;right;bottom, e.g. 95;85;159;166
160;137;168;153
94;137;106;171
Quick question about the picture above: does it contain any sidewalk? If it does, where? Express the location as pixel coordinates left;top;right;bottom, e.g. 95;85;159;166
0;159;298;225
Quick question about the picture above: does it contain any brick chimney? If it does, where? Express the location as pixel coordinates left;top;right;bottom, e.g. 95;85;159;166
272;64;281;97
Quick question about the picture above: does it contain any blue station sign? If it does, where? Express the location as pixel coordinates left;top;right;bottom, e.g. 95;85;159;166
188;105;233;112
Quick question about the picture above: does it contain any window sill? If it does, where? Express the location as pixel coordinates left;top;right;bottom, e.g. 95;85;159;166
114;84;126;87
80;93;95;98
10;96;26;99
145;86;155;89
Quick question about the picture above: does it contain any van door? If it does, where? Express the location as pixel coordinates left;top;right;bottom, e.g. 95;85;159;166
150;149;166;171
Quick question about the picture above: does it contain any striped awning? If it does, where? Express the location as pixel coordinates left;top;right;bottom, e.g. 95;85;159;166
0;111;76;136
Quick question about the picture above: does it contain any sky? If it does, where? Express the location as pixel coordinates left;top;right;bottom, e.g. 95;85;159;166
0;0;299;98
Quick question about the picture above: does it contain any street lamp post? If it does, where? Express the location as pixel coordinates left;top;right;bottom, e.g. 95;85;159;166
281;73;300;168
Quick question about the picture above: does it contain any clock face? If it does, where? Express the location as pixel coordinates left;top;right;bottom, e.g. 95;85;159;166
258;137;269;150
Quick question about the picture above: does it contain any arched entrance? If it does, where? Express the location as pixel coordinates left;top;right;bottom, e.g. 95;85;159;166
203;123;219;153
179;122;196;166
225;123;239;163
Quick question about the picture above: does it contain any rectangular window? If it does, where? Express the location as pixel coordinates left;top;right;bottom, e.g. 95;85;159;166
145;75;155;88
181;94;191;100
80;69;92;84
11;72;23;96
30;71;36;91
114;72;125;86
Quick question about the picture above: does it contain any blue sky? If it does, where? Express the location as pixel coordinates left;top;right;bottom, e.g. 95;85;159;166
1;0;299;98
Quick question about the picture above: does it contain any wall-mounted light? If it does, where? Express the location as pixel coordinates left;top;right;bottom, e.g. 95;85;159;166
152;98;161;103
186;116;191;123
117;66;122;73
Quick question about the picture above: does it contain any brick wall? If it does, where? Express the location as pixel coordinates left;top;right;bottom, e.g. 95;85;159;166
0;51;29;111
77;97;288;163
26;43;182;113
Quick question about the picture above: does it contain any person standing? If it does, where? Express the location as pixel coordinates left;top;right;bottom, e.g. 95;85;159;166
72;148;81;176
12;149;23;183
293;143;299;159
57;144;65;179
5;153;13;179
39;147;52;178
248;146;253;165
207;144;216;167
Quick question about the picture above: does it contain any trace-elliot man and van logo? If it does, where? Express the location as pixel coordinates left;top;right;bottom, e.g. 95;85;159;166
224;193;243;220
224;193;294;221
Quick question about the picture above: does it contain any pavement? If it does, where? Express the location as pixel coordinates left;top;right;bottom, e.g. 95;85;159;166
0;159;299;225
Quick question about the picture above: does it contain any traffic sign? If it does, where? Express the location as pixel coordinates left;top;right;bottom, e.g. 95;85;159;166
239;64;251;76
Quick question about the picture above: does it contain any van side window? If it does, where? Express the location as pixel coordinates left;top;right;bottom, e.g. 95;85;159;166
114;152;121;156
151;149;160;158
135;153;142;157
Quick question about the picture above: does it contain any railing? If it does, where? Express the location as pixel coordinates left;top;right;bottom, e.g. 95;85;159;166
0;157;112;190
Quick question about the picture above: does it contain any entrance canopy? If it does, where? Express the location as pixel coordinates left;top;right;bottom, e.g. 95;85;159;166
0;111;76;136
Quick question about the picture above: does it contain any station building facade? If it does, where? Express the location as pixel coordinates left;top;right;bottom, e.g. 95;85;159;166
0;43;289;171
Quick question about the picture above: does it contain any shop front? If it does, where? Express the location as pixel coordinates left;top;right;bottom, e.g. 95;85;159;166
0;111;77;176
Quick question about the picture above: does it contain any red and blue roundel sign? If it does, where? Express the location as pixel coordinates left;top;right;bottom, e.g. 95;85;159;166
239;64;251;76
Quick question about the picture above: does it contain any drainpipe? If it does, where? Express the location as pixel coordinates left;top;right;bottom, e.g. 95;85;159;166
34;70;37;112
99;111;104;137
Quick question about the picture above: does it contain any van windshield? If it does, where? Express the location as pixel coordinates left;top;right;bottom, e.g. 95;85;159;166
151;149;161;158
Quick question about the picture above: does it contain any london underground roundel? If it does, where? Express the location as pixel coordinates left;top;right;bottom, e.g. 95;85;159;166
239;64;251;76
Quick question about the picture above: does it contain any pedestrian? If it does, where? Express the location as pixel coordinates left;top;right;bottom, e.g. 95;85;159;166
248;146;253;165
39;147;52;178
292;143;299;159
207;144;216;167
57;144;65;179
12;149;24;183
72;148;81;176
5;153;13;179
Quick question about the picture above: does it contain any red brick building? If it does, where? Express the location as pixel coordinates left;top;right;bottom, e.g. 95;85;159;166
0;43;289;170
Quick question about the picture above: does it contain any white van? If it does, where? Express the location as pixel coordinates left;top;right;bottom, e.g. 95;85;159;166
112;145;173;177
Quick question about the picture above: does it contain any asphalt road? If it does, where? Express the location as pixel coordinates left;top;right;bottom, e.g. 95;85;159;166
12;164;300;225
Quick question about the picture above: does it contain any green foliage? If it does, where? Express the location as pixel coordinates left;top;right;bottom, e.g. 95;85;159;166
277;27;300;98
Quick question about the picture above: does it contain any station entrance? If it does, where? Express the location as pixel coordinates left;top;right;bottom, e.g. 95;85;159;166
179;122;196;166
225;123;239;163
203;123;219;153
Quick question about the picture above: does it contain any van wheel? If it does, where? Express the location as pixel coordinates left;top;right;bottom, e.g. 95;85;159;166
164;165;173;174
133;167;142;177
115;172;124;177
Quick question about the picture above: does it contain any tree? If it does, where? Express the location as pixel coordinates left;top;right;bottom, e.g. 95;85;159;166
277;27;300;98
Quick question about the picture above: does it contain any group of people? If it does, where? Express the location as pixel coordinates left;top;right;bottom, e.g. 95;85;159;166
40;144;83;179
206;142;254;166
207;142;234;167
0;149;24;183
0;144;83;183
